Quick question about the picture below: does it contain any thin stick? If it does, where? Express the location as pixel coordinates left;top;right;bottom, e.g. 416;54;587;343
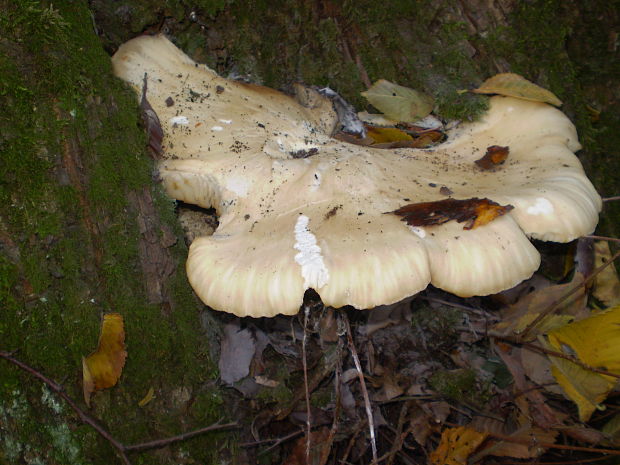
385;401;411;465
520;249;620;340
585;234;620;243
124;421;239;452
497;336;620;379
342;313;378;463
500;455;615;464
302;305;312;465
602;196;620;202
320;339;343;465
420;295;480;313
484;430;620;456
240;429;304;449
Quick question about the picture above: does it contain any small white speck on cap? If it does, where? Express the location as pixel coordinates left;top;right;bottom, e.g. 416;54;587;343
211;125;224;131
408;226;426;238
170;116;190;125
219;119;233;124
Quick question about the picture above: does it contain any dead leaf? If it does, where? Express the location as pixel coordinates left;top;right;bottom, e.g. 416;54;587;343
283;427;331;465
494;343;561;430
408;407;433;445
366;125;413;143
430;426;488;465
391;197;513;230
592;241;620;306
219;322;256;384
82;313;127;406
545;305;620;421
491;272;587;337
602;413;620;446
472;73;562;106
475;145;509;170
371;373;404;402
138;387;155;407
361;79;434;122
479;427;555;460
562;424;608;445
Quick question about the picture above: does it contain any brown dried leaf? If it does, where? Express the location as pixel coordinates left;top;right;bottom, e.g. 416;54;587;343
491;272;587;337
283;427;331;465
475;145;509;170
472;73;562;106
82;313;127;406
475;425;556;460
593;241;620;306
391;197;513;230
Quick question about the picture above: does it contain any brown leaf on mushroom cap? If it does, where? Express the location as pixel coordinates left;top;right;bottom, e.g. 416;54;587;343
391;198;514;230
112;36;601;317
475;145;509;170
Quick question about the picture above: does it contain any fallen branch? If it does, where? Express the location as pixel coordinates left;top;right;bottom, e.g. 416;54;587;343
0;350;238;465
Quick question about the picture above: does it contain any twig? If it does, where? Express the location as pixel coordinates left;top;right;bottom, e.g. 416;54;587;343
385;401;412;465
124;421;239;452
420;295;481;313
500;455;616;464
240;429;304;449
520;248;620;340
602;196;620;202
342;312;378;463
302;304;312;465
585;234;620;243
320;339;344;465
0;350;238;464
340;419;367;464
497;336;620;379
483;429;620;456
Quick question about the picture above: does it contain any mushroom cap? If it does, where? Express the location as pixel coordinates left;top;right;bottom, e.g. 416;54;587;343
112;35;602;317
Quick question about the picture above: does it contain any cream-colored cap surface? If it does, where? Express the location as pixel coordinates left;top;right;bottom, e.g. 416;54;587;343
112;35;601;317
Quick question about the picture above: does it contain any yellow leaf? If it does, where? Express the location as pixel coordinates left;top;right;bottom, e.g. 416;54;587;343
361;79;434;122
546;306;620;421
82;313;127;406
472;73;562;106
593;241;620;307
138;387;155;407
430;426;488;465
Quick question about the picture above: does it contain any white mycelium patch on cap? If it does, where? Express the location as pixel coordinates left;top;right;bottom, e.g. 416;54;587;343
293;215;329;289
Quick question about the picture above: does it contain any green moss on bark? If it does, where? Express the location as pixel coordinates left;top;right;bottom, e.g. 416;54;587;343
0;2;227;463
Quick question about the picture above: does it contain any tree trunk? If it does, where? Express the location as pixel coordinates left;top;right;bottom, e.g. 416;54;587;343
1;0;618;463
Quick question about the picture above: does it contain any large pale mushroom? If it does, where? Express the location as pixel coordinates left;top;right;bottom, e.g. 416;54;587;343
112;35;601;318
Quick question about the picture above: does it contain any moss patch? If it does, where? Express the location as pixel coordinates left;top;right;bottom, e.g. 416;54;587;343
0;1;227;463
